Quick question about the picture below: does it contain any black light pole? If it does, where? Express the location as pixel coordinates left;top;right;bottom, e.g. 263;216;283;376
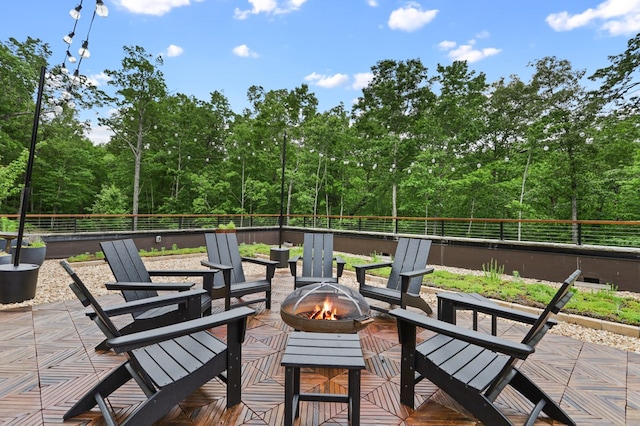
278;131;287;248
13;65;46;267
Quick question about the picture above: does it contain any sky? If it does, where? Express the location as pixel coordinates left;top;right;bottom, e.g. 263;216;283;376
2;0;640;143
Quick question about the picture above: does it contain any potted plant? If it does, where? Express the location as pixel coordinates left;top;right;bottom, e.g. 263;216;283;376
10;235;47;266
0;250;11;265
216;221;237;233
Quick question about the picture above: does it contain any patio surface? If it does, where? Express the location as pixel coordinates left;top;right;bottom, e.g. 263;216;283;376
1;267;639;425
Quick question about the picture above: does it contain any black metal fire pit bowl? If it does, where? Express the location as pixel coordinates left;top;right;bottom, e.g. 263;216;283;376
280;282;373;333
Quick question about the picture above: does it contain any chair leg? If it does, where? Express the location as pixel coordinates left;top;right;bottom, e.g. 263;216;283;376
401;293;433;316
265;290;271;310
510;369;576;426
64;363;132;420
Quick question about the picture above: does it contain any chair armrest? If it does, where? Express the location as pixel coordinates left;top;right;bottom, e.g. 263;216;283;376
105;281;195;291
389;308;533;359
98;289;207;318
400;267;435;294
200;260;233;271
354;261;393;285
107;306;255;353
436;291;557;327
335;256;346;277
242;257;278;279
147;269;217;278
288;255;301;276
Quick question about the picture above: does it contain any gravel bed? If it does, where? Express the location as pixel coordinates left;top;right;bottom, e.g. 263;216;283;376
2;255;639;353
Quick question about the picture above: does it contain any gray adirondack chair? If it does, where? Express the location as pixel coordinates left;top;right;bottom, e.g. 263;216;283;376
202;232;276;310
390;269;580;426
356;238;434;315
62;260;254;426
288;233;346;289
100;238;216;320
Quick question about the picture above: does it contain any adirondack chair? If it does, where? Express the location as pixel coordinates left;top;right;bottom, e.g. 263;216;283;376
355;238;434;315
100;239;217;320
390;269;580;426
288;233;346;289
61;260;254;426
61;260;206;350
202;232;277;310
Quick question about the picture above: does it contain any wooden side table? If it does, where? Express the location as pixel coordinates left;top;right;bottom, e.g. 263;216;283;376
281;331;365;426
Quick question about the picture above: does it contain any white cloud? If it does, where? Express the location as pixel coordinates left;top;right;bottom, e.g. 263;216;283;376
352;72;373;90
388;2;438;32
115;0;196;16
546;0;640;36
304;72;349;88
367;0;378;7
438;40;457;50
86;123;114;145
164;44;184;57
438;35;501;63
86;72;110;87
447;44;501;63
232;44;259;58
234;0;307;20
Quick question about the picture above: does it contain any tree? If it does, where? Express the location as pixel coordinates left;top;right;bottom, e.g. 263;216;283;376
352;59;435;217
101;45;167;229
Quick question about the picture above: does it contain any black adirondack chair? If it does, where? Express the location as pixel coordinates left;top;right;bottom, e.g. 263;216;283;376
390;269;580;426
356;238;434;315
288;233;346;289
100;239;217;319
202;232;276;310
61;260;254;426
61;261;206;349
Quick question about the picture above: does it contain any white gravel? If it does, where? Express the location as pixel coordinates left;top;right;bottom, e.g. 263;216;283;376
2;254;639;353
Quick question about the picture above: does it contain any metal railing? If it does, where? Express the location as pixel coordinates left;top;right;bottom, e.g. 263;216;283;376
4;214;640;248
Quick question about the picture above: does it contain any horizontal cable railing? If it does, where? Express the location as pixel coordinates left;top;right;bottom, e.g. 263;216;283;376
3;214;640;248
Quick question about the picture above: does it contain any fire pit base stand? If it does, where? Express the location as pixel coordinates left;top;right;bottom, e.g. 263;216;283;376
281;332;365;426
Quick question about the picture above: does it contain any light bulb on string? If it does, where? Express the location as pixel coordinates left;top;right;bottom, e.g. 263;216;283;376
95;0;109;17
78;40;90;58
63;32;75;44
70;4;82;20
66;50;77;63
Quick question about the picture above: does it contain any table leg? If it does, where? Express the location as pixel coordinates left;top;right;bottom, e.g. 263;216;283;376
284;366;294;426
348;369;361;426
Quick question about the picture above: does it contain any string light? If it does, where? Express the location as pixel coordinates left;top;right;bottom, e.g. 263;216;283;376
51;0;107;115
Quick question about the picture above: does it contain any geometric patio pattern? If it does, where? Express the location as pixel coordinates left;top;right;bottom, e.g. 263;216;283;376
1;265;640;425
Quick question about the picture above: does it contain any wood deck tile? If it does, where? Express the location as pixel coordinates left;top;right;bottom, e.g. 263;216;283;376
0;271;635;425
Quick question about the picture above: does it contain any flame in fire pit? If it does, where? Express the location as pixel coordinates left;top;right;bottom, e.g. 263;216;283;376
310;298;338;320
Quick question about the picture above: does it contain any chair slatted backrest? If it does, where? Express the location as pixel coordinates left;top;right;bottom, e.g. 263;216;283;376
486;269;580;399
100;239;156;302
204;233;246;287
387;238;432;293
302;233;335;279
61;260;122;340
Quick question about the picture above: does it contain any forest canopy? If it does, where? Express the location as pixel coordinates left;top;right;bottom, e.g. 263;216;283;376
1;34;640;224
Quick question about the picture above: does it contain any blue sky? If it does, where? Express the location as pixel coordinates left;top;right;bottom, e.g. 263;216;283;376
2;0;639;143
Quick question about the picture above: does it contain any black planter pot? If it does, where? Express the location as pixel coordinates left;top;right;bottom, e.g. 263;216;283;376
10;246;46;266
0;263;39;304
0;255;11;265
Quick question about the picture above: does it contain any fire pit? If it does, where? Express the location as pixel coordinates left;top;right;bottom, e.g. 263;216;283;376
280;282;373;333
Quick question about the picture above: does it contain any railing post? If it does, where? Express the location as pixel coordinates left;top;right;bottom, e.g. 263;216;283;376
499;222;504;240
395;218;399;234
440;220;445;237
577;223;582;245
358;218;362;232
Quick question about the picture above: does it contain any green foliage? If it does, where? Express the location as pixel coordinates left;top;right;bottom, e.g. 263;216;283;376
218;221;236;230
482;259;504;284
0;217;17;232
